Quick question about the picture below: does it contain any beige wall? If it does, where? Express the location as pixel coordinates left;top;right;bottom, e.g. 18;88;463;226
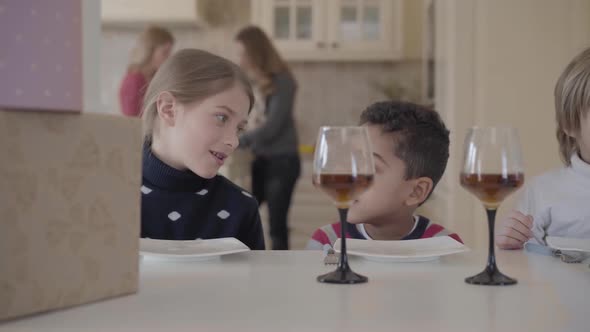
430;0;590;246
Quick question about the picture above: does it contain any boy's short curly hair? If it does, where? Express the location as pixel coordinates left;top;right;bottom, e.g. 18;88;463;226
360;101;450;197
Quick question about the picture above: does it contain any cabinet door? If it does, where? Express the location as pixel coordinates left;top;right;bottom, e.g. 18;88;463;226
253;0;326;58
101;0;200;26
326;0;401;60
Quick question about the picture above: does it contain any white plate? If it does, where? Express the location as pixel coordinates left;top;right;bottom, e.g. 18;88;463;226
546;236;590;253
334;237;469;263
140;237;250;261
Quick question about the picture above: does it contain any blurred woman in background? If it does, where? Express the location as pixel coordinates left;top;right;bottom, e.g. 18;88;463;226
235;26;300;250
119;26;174;117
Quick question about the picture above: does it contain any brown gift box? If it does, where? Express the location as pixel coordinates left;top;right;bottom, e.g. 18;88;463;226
0;110;142;320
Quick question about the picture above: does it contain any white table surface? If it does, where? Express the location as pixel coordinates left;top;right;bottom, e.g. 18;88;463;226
1;250;588;332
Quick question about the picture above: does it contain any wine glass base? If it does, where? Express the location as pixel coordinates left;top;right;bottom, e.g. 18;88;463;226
317;268;368;284
465;270;517;286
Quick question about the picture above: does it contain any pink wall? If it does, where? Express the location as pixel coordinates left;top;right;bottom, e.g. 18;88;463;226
0;0;82;112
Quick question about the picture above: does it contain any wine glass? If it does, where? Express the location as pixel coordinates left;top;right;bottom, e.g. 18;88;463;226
460;127;524;285
312;126;375;284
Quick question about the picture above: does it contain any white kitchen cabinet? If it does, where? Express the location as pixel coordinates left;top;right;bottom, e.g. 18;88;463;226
101;0;202;27
251;0;402;61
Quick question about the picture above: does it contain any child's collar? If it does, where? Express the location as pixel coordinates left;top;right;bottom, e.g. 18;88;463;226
142;144;210;192
571;153;590;178
359;216;421;240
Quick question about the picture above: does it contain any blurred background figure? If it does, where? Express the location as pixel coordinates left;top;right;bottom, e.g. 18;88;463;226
235;26;300;250
119;26;174;117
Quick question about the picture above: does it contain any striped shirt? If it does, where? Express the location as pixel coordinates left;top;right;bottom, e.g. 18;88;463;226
306;215;463;250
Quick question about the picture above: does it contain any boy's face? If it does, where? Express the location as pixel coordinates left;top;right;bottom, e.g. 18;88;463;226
348;125;430;225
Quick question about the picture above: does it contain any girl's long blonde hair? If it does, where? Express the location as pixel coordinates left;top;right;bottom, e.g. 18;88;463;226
128;26;175;74
554;47;590;165
142;49;254;143
235;25;295;97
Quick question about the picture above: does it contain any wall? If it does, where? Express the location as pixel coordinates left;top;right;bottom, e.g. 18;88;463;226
432;0;590;246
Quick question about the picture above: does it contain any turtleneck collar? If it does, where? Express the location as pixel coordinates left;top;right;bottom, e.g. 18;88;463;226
142;144;210;192
570;152;590;179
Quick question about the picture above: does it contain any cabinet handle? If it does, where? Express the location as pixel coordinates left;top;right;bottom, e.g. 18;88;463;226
317;41;326;48
331;42;339;48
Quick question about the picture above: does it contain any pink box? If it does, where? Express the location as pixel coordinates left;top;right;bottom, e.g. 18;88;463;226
0;0;83;112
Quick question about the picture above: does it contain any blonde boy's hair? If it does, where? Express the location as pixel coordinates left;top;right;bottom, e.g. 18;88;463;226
142;49;254;143
554;47;590;165
128;26;174;74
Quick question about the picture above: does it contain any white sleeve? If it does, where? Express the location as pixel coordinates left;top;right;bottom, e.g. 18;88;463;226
517;180;549;245
516;183;535;216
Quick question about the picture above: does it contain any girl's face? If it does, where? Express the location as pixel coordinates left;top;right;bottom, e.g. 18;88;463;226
577;111;590;163
153;83;250;178
151;42;174;70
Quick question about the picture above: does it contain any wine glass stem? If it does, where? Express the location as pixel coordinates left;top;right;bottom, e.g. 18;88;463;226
338;208;350;271
485;208;499;274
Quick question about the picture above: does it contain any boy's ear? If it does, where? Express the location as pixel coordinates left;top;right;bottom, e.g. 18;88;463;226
156;91;177;127
405;177;434;207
